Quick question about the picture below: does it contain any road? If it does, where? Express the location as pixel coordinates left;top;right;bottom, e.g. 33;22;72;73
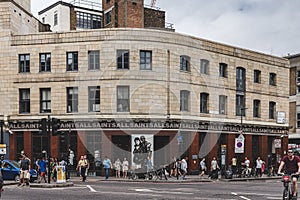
1;179;287;200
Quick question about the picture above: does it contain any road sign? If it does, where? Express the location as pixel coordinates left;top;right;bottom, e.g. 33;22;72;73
274;139;281;148
0;144;6;155
235;135;244;153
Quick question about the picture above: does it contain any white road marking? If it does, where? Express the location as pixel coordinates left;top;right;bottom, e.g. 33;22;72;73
240;196;251;200
86;185;96;192
133;188;193;195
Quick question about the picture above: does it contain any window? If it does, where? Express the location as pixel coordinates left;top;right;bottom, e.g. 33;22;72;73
76;12;101;29
236;67;246;91
236;94;245;116
219;95;227;115
180;55;190;72
105;11;111;25
88;50;100;70
117;50;129;69
106;0;110;3
40;53;51;72
19;89;30;114
117;86;130;112
140;50;152;70
253;99;260;118
180;90;190;111
219;63;228;78
200;93;209;113
269;101;276;119
200;59;209;74
19;54;30;73
42;17;45;23
297;113;300;128
54;13;58;26
67;52;78;71
269;73;277;86
67;87;78;113
88;86;100;112
40;88;51;113
254;70;261;83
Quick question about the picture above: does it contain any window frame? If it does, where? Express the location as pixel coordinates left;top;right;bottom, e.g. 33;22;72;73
200;93;209;113
54;13;58;26
200;59;209;75
40;88;51;113
88;86;100;112
180;55;190;72
180;90;190;112
269;101;276;119
19;54;30;73
253;99;260;118
66;52;78;71
117;86;130;112
39;53;51;72
117;50;129;69
219;63;228;78
140;50;152;70
105;11;111;25
269;73;277;86
67;87;78;113
254;70;261;84
219;95;227;115
19;89;30;114
236;94;245;116
88;50;100;70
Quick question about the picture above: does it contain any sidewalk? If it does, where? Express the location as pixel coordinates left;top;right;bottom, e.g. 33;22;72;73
4;174;280;188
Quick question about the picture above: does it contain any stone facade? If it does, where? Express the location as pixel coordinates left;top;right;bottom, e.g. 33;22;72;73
0;0;291;173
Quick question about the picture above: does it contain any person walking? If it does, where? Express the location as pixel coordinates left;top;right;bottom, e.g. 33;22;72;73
181;157;188;180
169;157;177;177
122;158;129;178
38;157;47;183
19;155;31;186
114;158;122;178
255;156;264;177
209;157;219;180
199;158;206;178
103;156;113;180
77;156;88;182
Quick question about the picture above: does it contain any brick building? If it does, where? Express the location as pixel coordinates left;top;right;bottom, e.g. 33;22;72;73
0;0;290;175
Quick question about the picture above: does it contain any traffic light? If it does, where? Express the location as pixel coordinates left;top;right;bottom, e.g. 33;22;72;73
39;118;47;134
52;118;61;136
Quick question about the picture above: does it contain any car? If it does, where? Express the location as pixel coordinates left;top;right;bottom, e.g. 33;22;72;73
1;160;38;182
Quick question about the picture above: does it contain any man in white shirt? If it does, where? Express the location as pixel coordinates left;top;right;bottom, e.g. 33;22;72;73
181;157;188;180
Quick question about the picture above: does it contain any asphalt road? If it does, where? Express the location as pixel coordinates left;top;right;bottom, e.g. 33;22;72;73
0;179;289;200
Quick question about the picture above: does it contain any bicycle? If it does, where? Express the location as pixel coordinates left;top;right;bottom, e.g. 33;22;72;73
279;173;298;200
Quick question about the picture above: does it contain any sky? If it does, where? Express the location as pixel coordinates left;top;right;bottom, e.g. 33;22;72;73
30;0;300;57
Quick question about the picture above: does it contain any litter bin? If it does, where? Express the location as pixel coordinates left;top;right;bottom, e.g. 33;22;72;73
225;170;233;179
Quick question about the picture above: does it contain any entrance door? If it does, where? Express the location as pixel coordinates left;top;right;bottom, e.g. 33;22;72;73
112;135;131;161
154;136;170;167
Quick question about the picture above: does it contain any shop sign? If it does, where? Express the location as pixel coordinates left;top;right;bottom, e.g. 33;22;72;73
277;111;286;124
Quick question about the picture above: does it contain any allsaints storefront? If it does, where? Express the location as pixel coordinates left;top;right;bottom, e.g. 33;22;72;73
8;119;288;174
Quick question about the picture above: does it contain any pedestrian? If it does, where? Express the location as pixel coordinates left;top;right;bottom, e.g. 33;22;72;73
231;157;237;175
114;158;121;178
83;155;90;179
181;157;188;180
103;156;113;180
38;157;47;183
176;158;182;180
76;155;88;182
122;157;129;178
146;156;152;179
199;158;206;178
209;157;219;180
255;156;264;177
19;155;31;186
169;156;177;177
241;157;250;176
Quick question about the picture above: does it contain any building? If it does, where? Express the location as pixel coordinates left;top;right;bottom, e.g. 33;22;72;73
38;0;102;32
0;0;290;175
287;53;300;149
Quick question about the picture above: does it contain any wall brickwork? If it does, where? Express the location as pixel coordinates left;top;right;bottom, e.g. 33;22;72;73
144;8;165;28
